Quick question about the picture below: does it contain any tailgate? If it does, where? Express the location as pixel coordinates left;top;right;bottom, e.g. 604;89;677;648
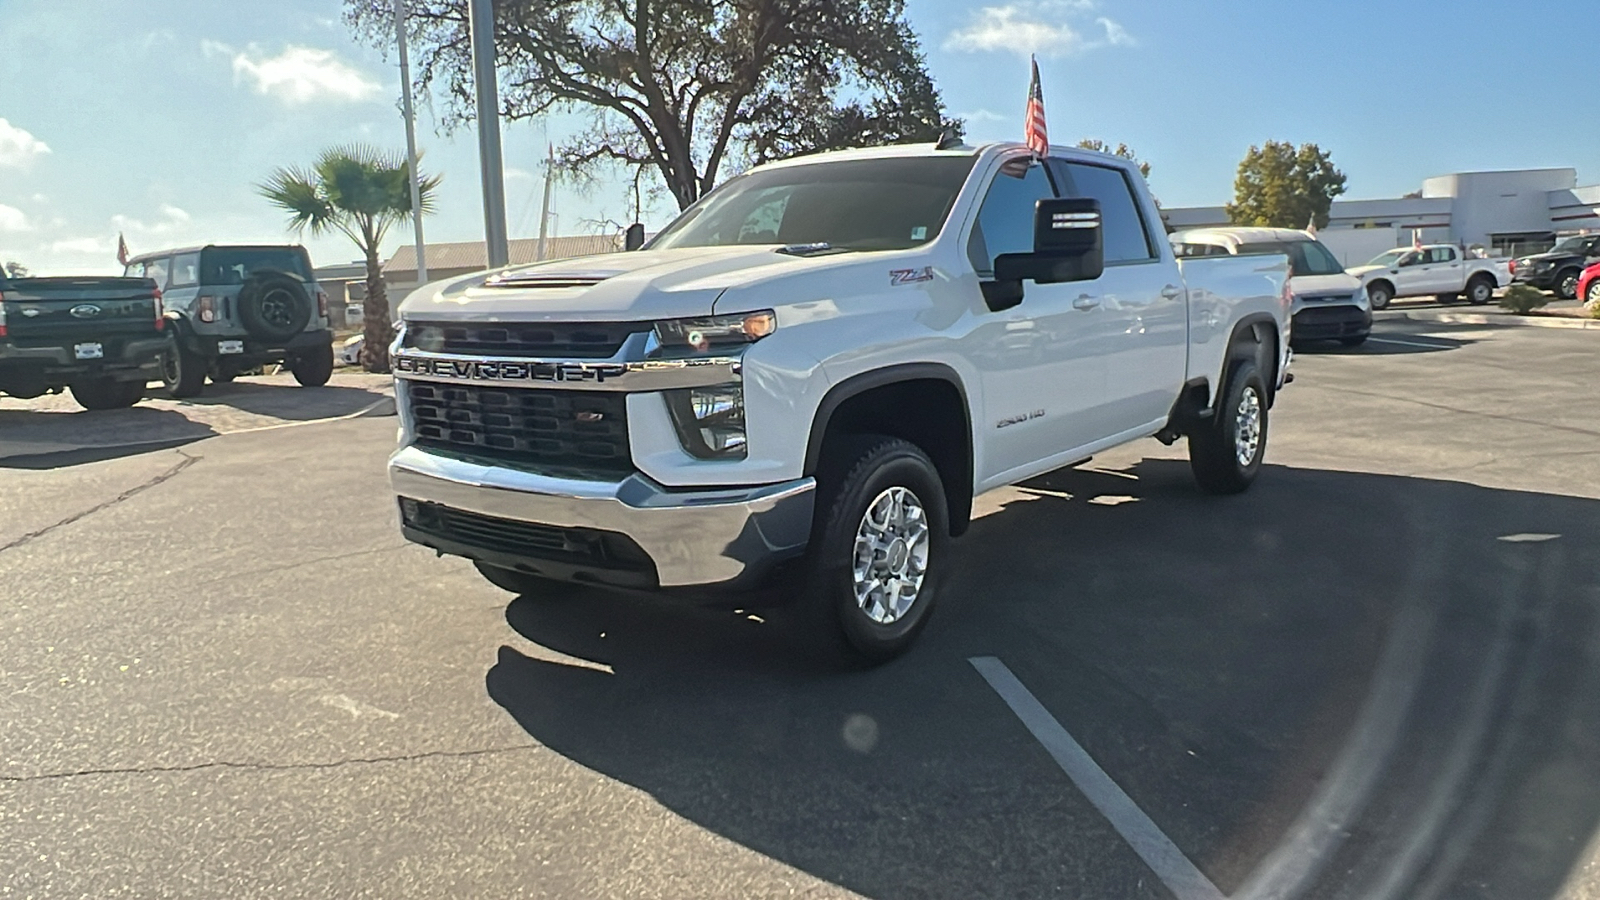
1;277;162;341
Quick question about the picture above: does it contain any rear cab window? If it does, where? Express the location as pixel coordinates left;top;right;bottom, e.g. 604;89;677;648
1052;161;1160;264
200;247;313;286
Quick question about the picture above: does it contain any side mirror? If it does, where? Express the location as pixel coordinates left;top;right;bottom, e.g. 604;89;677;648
982;198;1105;312
624;223;646;251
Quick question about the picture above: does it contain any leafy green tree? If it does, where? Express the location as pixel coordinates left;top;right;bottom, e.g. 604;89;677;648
346;0;956;211
1227;141;1347;230
3;261;28;278
1076;139;1151;179
258;145;439;372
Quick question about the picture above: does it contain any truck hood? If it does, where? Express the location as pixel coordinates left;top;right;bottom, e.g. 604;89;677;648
400;245;864;323
1344;265;1386;279
1288;272;1362;295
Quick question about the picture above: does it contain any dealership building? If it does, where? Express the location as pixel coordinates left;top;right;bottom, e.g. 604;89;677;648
1165;167;1600;266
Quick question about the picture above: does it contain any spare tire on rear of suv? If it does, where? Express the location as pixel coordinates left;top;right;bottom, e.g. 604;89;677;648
237;271;312;342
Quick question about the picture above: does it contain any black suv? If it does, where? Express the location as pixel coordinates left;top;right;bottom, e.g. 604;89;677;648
1513;234;1600;300
124;245;335;398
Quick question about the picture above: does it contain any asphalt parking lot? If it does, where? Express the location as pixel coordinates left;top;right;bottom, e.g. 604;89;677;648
3;318;1599;899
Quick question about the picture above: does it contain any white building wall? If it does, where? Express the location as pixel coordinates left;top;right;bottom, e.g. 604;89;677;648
1423;169;1577;246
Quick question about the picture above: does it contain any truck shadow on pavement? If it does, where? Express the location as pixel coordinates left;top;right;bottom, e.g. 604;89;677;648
487;461;1600;900
160;379;390;422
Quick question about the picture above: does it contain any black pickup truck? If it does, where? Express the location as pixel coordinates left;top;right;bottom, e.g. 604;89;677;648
0;272;169;409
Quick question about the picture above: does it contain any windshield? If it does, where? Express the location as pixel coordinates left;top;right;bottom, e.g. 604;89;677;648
1551;237;1586;254
1367;249;1408;267
198;247;311;285
1239;239;1346;276
649;157;977;252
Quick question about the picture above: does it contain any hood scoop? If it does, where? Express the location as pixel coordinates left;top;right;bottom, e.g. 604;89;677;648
482;271;617;289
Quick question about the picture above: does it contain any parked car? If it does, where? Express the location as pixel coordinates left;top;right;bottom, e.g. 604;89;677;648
124;244;335;397
338;334;364;366
0;270;167;409
1171;226;1370;347
1512;234;1600;299
1347;244;1511;309
1579;261;1600;308
387;141;1292;661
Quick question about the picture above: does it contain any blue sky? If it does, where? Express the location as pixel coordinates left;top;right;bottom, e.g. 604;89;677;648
2;0;1596;274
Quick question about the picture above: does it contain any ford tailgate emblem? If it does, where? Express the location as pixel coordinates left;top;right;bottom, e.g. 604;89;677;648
69;304;103;318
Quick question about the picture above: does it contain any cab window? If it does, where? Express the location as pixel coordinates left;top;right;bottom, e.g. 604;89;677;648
967;157;1056;276
143;257;171;288
169;252;201;288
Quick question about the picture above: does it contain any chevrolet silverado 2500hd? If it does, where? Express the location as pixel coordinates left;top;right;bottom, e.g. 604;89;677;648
389;142;1292;660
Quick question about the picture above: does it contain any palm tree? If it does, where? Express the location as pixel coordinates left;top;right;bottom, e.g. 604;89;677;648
258;145;439;372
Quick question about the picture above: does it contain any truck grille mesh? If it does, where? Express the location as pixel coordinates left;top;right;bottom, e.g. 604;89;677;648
407;383;632;476
405;321;639;358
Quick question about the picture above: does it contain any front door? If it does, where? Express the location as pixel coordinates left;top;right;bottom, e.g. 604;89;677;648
963;153;1109;485
1419;246;1461;293
1051;159;1188;434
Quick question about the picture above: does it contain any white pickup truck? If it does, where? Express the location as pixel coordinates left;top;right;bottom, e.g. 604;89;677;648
1347;244;1512;309
388;142;1291;661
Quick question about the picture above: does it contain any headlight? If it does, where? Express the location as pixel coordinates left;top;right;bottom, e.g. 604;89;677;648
665;384;747;459
1353;286;1369;306
651;310;775;357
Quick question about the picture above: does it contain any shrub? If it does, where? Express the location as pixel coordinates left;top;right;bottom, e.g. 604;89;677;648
1499;284;1549;315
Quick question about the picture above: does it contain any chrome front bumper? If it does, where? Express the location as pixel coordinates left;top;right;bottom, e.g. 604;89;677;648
389;445;816;588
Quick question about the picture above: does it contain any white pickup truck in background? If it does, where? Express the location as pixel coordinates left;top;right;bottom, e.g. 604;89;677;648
1347;244;1512;309
388;141;1291;661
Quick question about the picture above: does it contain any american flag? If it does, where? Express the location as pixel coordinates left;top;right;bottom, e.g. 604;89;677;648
116;233;129;266
1025;55;1048;158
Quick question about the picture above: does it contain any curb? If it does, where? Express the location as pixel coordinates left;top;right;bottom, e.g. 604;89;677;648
1374;310;1600;330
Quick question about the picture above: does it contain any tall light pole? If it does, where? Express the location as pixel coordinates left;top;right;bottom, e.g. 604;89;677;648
536;144;554;262
468;0;509;269
394;0;427;285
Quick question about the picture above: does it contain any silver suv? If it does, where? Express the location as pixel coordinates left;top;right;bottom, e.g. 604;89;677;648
123;244;334;397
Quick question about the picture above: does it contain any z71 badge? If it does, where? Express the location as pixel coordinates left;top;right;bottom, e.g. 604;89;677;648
889;267;935;286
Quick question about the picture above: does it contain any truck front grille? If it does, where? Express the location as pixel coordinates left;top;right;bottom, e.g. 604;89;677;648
405;321;640;358
407;383;632;477
402;501;654;577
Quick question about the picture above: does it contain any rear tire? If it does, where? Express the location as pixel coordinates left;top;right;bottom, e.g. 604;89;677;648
1188;361;1268;495
290;342;335;387
160;344;207;398
474;561;558;596
803;436;948;664
1465;275;1495;305
69;377;144;410
1367;282;1393;310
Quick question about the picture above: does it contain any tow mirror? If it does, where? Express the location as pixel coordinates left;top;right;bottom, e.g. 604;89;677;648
981;198;1105;312
624;223;646;252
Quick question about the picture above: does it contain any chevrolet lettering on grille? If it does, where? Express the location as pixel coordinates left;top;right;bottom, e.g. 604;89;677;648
394;354;629;385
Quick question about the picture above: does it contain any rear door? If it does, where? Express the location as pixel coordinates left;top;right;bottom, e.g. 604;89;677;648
1051;159;1188;434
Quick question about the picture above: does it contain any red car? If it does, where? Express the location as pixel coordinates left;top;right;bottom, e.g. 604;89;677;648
1581;261;1600;307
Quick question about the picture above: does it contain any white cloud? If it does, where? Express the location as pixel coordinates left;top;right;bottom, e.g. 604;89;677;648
957;109;1009;124
112;204;193;237
944;2;1134;59
227;45;382;104
0;203;32;233
51;237;111;255
0;118;52;169
201;39;234;58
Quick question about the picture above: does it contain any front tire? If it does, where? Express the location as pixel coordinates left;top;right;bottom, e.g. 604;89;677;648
1188;361;1268;495
1556;269;1581;301
161;344;207;398
1587;280;1600;307
1367;282;1393;310
290;342;335;387
474;561;558;595
805;437;948;664
69;377;144;410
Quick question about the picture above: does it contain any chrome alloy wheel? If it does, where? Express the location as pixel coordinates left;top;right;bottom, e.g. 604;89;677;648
1235;386;1263;468
852;486;931;625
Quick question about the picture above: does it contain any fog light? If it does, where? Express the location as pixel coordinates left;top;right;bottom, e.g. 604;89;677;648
399;498;420;524
666;385;746;459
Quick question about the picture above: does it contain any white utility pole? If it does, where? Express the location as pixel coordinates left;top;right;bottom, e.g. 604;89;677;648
394;0;427;285
536;144;554;262
468;0;509;269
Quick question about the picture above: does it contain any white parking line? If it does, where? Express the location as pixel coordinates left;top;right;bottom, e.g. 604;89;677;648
1365;336;1458;350
970;656;1226;900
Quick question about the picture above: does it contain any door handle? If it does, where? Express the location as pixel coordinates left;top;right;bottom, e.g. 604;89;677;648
1073;294;1101;310
1160;284;1183;300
